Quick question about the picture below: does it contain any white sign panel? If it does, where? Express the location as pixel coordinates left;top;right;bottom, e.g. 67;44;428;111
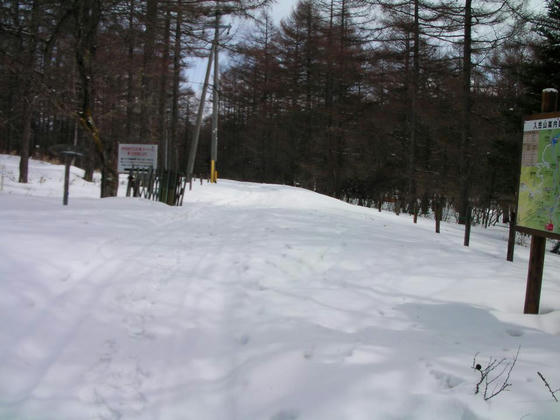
118;144;158;173
523;116;560;132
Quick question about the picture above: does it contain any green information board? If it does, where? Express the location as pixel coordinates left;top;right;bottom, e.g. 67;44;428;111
517;113;560;235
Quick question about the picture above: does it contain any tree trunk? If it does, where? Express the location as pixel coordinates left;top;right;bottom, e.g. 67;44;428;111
459;0;472;224
74;0;118;197
19;103;33;183
18;0;40;184
158;6;171;170
407;0;419;209
171;0;182;171
140;0;158;143
126;0;136;142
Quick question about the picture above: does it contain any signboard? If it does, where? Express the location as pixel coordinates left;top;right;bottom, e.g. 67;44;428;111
517;113;560;236
118;144;158;173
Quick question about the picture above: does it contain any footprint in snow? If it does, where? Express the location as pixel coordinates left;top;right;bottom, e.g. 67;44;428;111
237;334;250;345
429;369;464;390
303;345;354;363
270;409;299;420
506;328;524;337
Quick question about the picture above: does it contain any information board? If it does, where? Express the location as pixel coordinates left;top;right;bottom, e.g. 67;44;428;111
517;113;560;235
118;144;158;173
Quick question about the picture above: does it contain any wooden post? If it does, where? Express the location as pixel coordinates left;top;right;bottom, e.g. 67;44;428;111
133;168;140;197
179;176;187;206
142;169;148;197
413;201;418;224
524;236;546;314
63;154;71;206
507;208;516;261
126;167;133;197
523;88;558;314
464;205;471;246
147;168;154;199
541;88;558;113
164;170;171;204
435;197;441;234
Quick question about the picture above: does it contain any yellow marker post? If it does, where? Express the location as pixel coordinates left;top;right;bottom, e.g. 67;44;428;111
210;160;216;183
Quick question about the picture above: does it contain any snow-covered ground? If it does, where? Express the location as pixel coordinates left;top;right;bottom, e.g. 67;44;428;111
1;154;559;420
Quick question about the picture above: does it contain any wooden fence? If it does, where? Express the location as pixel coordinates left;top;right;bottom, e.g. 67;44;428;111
126;168;188;206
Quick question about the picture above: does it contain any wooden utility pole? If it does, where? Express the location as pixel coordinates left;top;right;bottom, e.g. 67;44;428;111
522;88;559;314
186;44;214;180
186;8;229;182
210;11;220;183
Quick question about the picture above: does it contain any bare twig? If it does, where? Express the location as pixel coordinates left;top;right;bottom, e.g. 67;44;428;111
537;372;559;402
472;346;520;401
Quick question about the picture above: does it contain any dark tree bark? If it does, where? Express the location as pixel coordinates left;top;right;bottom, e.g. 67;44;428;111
158;5;171;169
171;0;183;171
407;0;420;209
73;0;118;197
458;0;473;225
126;0;136;142
18;0;40;184
140;0;158;143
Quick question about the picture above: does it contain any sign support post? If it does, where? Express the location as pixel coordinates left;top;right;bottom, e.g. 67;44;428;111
524;235;546;313
49;144;84;206
520;88;559;314
63;154;71;205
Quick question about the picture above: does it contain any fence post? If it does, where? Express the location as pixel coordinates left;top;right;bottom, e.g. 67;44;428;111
126;167;133;197
133;168;140;197
179;176;187;206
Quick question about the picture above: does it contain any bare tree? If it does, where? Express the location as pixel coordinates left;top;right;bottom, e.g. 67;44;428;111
72;0;118;197
15;0;40;184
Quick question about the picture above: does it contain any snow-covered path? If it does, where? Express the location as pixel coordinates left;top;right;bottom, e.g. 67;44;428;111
1;155;560;419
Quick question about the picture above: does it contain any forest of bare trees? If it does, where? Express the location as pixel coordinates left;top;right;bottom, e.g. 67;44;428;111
1;0;559;219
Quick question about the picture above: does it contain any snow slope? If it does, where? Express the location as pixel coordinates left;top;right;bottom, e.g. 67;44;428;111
1;154;560;420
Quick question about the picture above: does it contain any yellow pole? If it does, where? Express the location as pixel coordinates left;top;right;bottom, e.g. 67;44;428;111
210;160;216;183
